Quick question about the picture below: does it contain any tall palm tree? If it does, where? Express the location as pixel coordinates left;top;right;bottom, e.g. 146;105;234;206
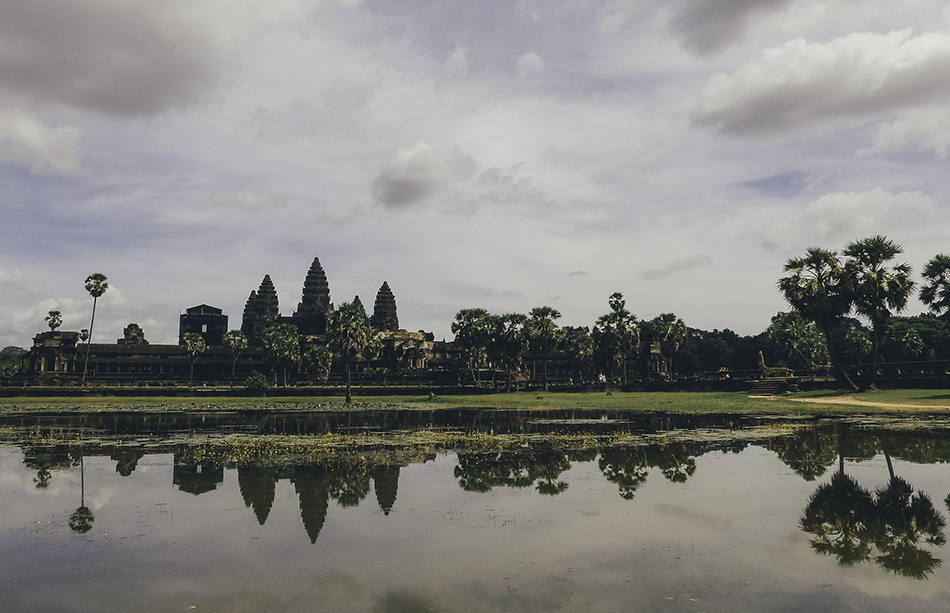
778;248;858;390
527;306;561;391
649;313;687;378
920;254;950;319
843;236;915;389
81;273;108;384
592;293;638;384
451;308;492;384
327;302;379;403
182;332;207;381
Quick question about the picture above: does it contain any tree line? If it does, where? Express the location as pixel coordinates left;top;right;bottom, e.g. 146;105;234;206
778;235;950;391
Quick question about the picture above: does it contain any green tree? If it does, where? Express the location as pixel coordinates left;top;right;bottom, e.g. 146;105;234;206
527;306;561;391
245;370;269;396
844;236;915;389
45;310;62;331
844;329;872;365
221;330;248;378
920;254;950;319
304;345;332;383
778;248;858;390
767;312;829;369
263;324;301;386
486;313;528;393
183;332;207;380
327;302;379;403
0;346;27;378
648;313;688;378
451;308;493;384
592;293;638;383
81;273;108;384
561;326;594;383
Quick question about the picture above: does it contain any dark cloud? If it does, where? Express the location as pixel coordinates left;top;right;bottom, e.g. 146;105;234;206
669;0;796;55
642;255;712;280
742;171;811;196
372;142;479;208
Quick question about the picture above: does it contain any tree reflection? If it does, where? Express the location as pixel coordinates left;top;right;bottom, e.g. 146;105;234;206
69;446;94;534
766;429;837;481
598;446;649;499
801;451;947;579
800;471;875;566
454;447;571;495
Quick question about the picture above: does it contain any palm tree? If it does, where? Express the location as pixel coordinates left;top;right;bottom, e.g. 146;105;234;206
527;306;561;391
182;332;207;381
649;313;688;378
81;273;108;385
45;310;62;331
451;308;492;384
327;302;379;403
843;236;915;389
221;330;248;378
920;254;950;319
592;293;638;384
778;248;858;390
485;313;528;393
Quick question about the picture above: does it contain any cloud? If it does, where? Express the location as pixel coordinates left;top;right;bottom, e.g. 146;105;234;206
669;0;796;56
444;44;469;78
567;270;588;277
211;190;292;211
741;171;811;196
691;30;950;134
0;0;351;116
804;188;936;236
321;200;364;223
371;142;479;208
517;51;544;79
642;255;712;280
0;267;24;289
0;111;81;175
483;289;526;299
863;105;950;157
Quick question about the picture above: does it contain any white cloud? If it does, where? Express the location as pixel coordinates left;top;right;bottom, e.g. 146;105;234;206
691;30;950;134
444;44;469;78
371;142;479;208
864;105;950;156
0;267;23;289
517;51;545;79
0;111;81;175
322;200;364;224
805;188;936;236
211;190;292;211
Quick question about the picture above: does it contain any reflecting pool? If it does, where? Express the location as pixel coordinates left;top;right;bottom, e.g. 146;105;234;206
3;408;950;612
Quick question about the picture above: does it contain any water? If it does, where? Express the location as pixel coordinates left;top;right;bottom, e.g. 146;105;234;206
2;408;950;612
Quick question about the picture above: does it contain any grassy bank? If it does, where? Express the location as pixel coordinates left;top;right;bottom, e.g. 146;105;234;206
3;389;950;414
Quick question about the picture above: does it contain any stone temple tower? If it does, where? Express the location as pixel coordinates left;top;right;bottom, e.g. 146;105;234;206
293;257;332;336
371;281;399;332
241;275;280;344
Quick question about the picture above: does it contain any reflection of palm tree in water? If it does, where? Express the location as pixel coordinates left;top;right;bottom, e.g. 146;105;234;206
801;437;946;579
69;445;94;534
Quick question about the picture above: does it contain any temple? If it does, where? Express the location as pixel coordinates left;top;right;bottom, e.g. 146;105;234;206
18;255;461;386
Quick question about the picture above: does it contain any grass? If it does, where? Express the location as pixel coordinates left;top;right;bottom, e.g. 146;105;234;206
4;388;950;414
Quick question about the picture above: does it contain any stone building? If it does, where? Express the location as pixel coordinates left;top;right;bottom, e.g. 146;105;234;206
178;305;227;346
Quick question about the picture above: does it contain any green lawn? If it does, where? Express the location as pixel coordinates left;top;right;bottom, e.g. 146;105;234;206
4;389;950;413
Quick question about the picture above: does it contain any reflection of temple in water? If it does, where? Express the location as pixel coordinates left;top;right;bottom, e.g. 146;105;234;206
173;455;224;495
232;460;405;543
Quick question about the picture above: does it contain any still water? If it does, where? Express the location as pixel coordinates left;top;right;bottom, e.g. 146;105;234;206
2;408;950;612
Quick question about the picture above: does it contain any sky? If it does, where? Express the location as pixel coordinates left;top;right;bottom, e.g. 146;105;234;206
3;0;950;348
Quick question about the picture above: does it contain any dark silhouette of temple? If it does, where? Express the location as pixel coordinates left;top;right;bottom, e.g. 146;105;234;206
240;257;398;344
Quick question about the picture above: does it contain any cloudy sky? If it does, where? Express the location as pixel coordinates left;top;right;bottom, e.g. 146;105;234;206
3;0;950;348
